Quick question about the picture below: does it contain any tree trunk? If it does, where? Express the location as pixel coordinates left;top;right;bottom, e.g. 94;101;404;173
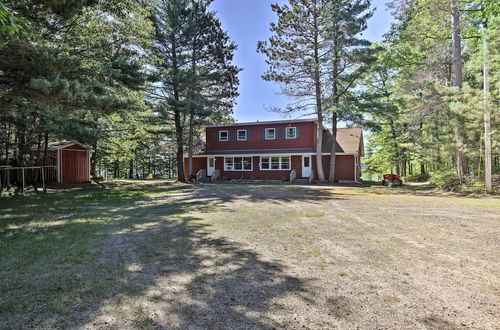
129;158;134;179
451;0;466;183
313;13;325;182
90;143;97;177
329;112;338;183
483;20;492;193
187;111;194;178
174;108;185;182
329;24;340;184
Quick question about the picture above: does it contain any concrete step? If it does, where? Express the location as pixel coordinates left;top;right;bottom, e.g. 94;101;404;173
293;179;310;185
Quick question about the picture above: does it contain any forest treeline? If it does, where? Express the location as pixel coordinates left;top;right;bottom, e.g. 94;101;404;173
361;0;499;193
0;0;498;192
0;0;239;181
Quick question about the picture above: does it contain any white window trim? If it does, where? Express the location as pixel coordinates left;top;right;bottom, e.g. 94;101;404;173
259;155;291;171
264;128;276;140
224;157;253;171
237;129;247;141
285;127;297;139
219;130;229;141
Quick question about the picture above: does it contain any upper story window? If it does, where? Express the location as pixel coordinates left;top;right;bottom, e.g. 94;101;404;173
237;129;247;141
264;128;276;140
285;127;297;139
219;130;229;141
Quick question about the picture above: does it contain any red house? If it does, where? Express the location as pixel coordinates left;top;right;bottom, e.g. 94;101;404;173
184;119;364;182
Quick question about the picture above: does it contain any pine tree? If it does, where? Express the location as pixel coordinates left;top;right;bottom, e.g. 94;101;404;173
258;0;330;181
324;0;374;183
150;0;239;181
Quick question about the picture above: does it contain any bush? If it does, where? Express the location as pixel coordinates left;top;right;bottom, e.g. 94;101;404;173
405;173;430;182
430;170;461;191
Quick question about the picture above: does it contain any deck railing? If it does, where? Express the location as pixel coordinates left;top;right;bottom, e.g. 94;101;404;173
211;169;220;182
196;169;207;182
308;171;315;184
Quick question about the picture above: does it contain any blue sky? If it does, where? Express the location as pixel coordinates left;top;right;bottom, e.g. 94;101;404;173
210;0;394;123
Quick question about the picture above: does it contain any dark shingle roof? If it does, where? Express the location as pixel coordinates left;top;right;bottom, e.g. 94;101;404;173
322;127;364;155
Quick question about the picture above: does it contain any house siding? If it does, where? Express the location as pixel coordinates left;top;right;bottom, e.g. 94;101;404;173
206;121;315;151
184;121;361;182
183;157;207;178
312;154;355;181
184;154;355;181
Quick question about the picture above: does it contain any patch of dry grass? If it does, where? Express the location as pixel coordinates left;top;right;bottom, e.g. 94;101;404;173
1;182;499;329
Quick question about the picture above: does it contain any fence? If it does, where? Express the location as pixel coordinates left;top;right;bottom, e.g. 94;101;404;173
0;166;57;194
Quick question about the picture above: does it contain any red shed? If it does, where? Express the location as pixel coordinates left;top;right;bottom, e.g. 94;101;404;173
48;142;91;183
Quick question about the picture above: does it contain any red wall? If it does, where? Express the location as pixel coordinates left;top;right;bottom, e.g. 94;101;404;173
206;121;316;151
312;154;355;181
184;154;355;181
214;156;301;180
61;145;89;183
183;157;207;178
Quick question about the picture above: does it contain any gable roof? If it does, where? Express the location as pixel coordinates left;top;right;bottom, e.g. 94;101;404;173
47;141;89;150
322;127;364;156
204;118;317;128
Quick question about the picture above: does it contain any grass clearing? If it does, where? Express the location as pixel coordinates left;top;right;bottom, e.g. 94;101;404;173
1;181;499;329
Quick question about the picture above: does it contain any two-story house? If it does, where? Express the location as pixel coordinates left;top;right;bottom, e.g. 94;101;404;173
184;119;364;182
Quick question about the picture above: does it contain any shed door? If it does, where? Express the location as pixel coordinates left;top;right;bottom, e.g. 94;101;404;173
61;150;89;183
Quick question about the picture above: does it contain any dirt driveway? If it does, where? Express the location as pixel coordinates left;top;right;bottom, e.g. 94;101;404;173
1;182;499;329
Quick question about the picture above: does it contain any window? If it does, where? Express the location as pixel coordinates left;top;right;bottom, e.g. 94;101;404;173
219;130;229;141
285;127;297;139
261;156;291;170
281;156;290;169
224;157;252;171
271;157;280;169
303;156;310;167
264;128;276;140
261;157;270;170
237;129;247;141
224;157;234;170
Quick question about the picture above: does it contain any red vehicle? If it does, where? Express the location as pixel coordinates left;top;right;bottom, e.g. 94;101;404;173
382;174;403;186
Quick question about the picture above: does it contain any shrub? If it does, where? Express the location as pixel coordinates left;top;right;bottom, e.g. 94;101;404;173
430;169;461;191
405;173;430;182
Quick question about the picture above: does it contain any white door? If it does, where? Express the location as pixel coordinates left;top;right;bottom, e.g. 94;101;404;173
302;155;312;178
207;157;215;176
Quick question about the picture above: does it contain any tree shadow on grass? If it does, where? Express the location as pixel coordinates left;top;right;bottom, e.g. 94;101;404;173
0;182;338;329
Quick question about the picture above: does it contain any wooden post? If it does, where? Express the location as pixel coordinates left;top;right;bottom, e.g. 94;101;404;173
22;168;25;194
41;167;46;193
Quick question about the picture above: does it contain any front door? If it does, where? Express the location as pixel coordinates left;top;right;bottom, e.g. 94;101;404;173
207;157;215;176
302;155;312;178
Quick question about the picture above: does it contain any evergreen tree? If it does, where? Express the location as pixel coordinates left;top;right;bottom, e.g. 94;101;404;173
258;0;330;181
150;0;239;181
324;0;374;183
258;0;373;182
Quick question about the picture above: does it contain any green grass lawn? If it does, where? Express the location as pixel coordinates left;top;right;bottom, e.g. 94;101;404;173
1;181;499;329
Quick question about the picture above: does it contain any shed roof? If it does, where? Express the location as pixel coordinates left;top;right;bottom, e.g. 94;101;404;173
47;141;89;150
322;127;364;156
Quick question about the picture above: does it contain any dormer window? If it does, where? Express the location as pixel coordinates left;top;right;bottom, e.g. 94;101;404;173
237;129;247;141
264;128;276;140
219;130;229;141
285;127;297;139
